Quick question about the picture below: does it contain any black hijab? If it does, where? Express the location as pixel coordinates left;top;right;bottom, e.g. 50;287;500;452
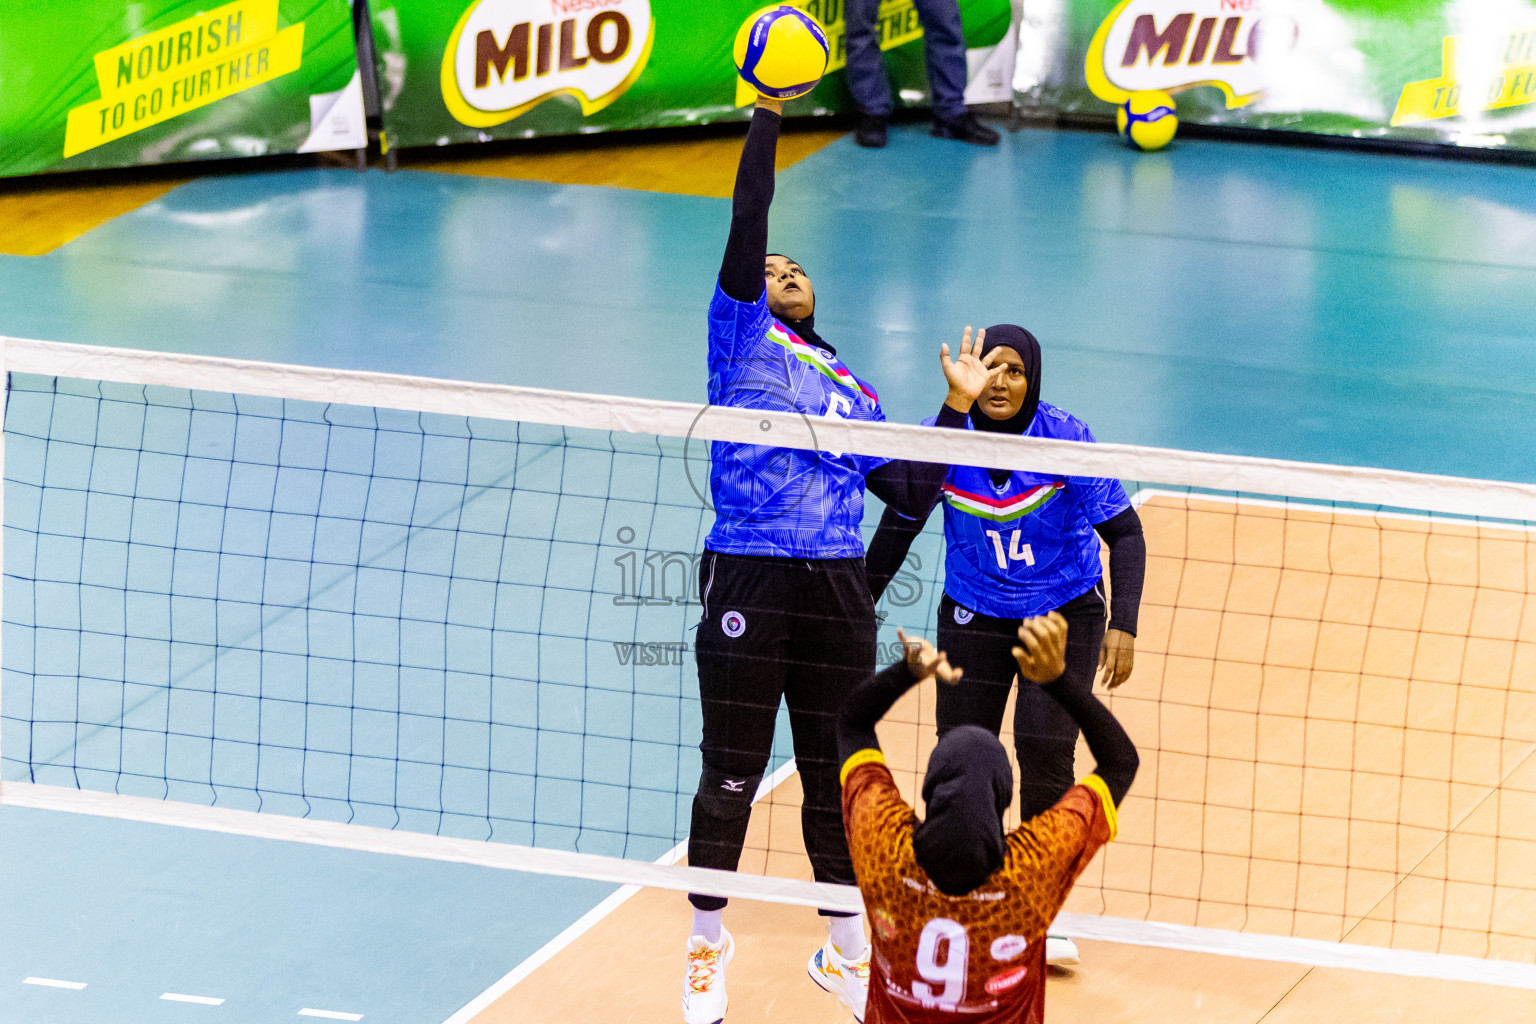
912;725;1014;896
768;252;827;349
969;324;1041;436
969;324;1042;485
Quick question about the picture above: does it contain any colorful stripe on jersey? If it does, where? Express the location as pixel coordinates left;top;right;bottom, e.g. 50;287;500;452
942;480;1064;522
765;323;879;404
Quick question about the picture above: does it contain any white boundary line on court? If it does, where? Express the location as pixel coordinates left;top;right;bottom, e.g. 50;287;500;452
437;758;800;1024
1053;913;1536;990
0;780;853;909
160;992;225;1005
7;779;1536;992
3;336;1533;522
436;853;685;1024
298;1009;365;1021
22;977;87;990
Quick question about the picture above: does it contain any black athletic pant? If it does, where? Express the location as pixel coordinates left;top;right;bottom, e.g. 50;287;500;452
688;551;875;914
935;583;1107;820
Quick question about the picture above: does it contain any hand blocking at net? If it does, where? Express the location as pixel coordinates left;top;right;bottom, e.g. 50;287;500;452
939;326;1008;414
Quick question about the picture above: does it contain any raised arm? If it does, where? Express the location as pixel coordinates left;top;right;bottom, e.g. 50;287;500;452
1013;616;1139;806
836;631;961;767
863;402;962;517
866;326;1006;599
719;98;784;303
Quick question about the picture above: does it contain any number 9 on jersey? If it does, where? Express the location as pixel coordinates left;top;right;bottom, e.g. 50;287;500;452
912;917;969;1007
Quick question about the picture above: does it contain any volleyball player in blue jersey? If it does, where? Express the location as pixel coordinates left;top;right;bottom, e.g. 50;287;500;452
681;96;1003;1024
866;324;1147;967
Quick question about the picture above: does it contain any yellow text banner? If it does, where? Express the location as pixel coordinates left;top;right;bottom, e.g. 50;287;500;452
1393;31;1536;125
92;0;281;99
65;23;304;157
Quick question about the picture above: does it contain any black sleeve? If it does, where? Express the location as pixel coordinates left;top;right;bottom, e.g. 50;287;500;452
863;404;964;532
865;505;929;604
1094;507;1146;637
836;661;920;767
863;403;966;601
718;107;782;303
1042;682;1139;806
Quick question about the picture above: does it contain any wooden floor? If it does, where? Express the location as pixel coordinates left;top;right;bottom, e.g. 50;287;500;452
402;124;847;198
0;123;844;258
469;494;1536;1023
0;173;186;255
1072;496;1536;963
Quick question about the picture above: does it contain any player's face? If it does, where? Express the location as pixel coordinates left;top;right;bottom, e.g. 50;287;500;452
764;256;814;321
977;345;1029;420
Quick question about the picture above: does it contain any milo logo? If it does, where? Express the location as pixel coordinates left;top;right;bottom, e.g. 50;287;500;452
441;0;654;127
1085;0;1299;108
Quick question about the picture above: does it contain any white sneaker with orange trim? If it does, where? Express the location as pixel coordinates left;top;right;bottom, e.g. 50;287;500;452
807;939;870;1022
682;929;733;1024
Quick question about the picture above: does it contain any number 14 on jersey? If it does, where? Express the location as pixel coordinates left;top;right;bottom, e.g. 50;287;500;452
984;530;1034;571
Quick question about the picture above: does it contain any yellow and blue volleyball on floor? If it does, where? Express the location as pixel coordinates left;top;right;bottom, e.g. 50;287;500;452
734;6;830;100
1117;90;1179;152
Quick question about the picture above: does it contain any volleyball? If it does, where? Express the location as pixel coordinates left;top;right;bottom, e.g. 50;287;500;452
733;6;830;101
1117;90;1178;152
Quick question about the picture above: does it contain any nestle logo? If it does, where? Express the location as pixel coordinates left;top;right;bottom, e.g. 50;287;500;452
442;0;653;129
1115;6;1296;71
1087;1;1299;110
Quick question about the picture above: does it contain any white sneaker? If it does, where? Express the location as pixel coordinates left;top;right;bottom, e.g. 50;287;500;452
682;929;733;1024
1046;935;1080;966
807;939;870;1022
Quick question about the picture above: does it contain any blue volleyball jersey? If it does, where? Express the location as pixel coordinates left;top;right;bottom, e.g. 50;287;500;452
705;282;889;558
936;403;1131;619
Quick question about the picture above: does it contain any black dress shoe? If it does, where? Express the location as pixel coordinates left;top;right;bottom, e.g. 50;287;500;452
855;114;889;149
931;112;1000;146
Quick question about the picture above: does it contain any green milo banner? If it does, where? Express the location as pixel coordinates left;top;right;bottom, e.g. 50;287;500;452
0;0;365;178
368;0;1016;150
1016;0;1536;151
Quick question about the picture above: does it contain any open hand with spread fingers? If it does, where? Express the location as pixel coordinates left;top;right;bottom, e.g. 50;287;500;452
898;628;963;685
1012;611;1068;684
941;326;1008;413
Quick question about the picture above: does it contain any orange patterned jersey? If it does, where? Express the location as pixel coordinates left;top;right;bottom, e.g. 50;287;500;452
840;751;1116;1024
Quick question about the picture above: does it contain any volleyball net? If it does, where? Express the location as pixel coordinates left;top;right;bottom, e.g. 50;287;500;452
2;337;1535;987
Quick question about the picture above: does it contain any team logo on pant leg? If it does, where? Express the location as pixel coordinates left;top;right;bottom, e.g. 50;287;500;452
721;610;746;637
953;605;974;625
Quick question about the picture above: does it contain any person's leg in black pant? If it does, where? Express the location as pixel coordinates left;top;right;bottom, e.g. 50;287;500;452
1013;583;1107;819
782;557;878;992
688;553;792;909
783;559;876;895
934;593;1022;737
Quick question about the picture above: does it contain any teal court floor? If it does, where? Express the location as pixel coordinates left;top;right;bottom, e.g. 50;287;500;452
2;121;1535;1022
